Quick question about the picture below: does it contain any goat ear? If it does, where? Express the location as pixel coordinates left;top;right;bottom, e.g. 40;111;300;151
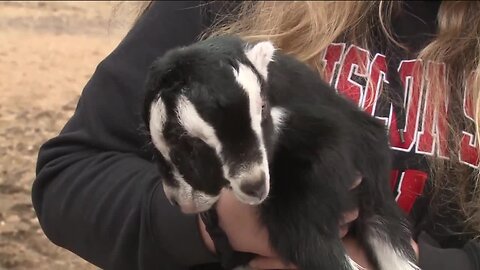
245;41;275;79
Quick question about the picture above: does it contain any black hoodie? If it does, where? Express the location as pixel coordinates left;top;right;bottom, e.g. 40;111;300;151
32;1;480;269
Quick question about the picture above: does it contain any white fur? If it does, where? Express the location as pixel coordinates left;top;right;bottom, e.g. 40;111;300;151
165;169;219;214
245;41;276;79
271;107;288;134
368;232;420;270
175;95;232;184
176;95;223;154
150;98;170;161
151;98;218;213
171;170;193;203
232;62;270;200
230;164;267;205
193;190;220;212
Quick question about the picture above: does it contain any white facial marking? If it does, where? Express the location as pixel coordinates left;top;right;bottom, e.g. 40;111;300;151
232;62;270;198
150;98;170;161
243;164;264;180
176;95;223;154
165;169;219;214
192;191;220;213
232;63;263;141
151;98;219;213
172;169;192;202
230;164;267;205
231;163;264;185
175;95;232;183
245;41;276;80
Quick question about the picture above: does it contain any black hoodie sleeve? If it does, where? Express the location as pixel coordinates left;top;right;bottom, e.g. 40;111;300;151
32;2;220;269
417;232;480;270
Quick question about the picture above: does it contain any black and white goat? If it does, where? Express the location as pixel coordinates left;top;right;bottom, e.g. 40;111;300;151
142;36;418;270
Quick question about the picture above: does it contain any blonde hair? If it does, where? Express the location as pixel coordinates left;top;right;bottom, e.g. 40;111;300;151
140;1;480;234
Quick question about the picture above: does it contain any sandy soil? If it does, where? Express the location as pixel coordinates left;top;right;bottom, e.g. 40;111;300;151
0;2;141;269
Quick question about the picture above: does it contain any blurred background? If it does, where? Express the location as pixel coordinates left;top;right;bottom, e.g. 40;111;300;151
0;2;143;269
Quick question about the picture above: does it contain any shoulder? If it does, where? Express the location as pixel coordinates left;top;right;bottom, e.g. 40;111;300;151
145;1;242;28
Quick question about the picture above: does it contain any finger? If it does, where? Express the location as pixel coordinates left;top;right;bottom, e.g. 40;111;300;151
340;208;359;225
249;256;297;269
350;174;362;190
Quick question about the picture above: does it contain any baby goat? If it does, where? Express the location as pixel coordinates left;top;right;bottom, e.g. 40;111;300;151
142;36;418;270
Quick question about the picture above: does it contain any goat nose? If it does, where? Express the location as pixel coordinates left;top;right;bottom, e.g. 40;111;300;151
240;179;267;199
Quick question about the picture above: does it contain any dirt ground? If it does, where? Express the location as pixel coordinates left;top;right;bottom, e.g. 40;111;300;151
0;2;141;269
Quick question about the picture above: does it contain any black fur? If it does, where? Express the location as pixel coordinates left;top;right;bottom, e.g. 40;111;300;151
143;36;416;270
